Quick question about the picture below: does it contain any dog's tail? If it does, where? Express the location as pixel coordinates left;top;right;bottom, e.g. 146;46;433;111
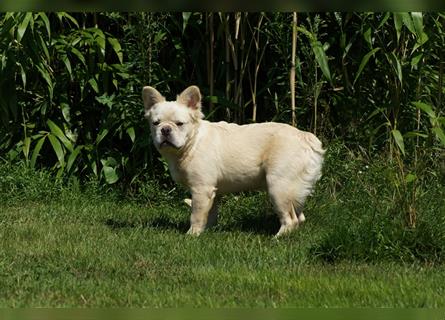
299;131;325;191
301;131;325;157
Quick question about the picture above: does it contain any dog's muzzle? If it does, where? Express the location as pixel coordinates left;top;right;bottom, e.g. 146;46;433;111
161;125;172;137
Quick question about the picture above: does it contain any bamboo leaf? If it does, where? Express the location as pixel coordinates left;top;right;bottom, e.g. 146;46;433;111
296;26;314;41
366;107;385;121
23;136;31;160
37;33;50;62
96;128;109;145
36;63;53;100
394;55;403;84
30;135;46;168
102;166;119;184
88;78;99;93
58;12;79;28
47;119;73;152
126;127;135;143
17;12;33;42
413;32;429;53
89;156;98;177
0;15;16;40
413;101;436;119
411;12;424;38
312;41;331;83
353;48;380;85
37;12;51;39
393;13;403;42
432;127;445;146
61;54;72;80
401;12;415;34
66;146;83;172
18;63;26;88
364;27;372;48
153;31;166;44
391;129;405;156
101;156;117;167
371;122;390;138
61;103;71;123
92;28;106;57
403;131;428;139
107;37;123;64
405;173;417;183
410;13;429;52
182;12;192;33
386;52;403;85
70;47;86;66
48;133;65;166
377;12;390;29
411;53;423;68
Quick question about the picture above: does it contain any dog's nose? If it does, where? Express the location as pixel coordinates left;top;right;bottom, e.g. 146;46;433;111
161;126;172;136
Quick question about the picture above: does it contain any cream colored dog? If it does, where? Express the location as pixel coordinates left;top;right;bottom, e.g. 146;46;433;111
143;85;325;237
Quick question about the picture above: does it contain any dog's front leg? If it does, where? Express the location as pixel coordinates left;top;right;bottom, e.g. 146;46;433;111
187;187;216;236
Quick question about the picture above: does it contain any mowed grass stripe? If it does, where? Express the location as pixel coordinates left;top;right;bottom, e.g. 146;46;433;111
1;199;444;307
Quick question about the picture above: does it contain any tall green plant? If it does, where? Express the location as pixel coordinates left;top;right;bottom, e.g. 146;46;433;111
0;12;134;183
1;12;444;197
352;12;444;227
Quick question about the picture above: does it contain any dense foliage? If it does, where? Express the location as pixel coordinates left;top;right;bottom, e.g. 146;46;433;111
0;12;444;227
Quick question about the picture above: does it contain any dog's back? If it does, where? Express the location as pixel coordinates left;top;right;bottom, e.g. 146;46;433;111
195;121;324;196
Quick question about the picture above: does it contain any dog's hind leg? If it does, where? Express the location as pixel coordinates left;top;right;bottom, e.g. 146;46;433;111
267;177;299;237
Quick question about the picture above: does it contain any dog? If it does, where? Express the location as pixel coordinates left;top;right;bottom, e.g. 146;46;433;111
143;85;325;237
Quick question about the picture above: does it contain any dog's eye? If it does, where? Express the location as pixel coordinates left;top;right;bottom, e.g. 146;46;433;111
176;122;184;127
152;120;160;126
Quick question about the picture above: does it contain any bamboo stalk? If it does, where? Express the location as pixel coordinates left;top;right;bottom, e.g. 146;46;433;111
209;13;214;112
238;13;245;123
233;13;240;122
235;13;253;124
439;48;443;110
146;13;152;85
235;12;241;40
220;13;232;120
224;14;230;99
290;12;297;127
251;13;265;123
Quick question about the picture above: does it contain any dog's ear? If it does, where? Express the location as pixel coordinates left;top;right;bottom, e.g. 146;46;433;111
142;86;165;113
177;86;202;110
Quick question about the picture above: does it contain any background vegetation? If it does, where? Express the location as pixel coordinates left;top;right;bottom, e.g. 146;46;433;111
0;12;444;306
1;12;443;221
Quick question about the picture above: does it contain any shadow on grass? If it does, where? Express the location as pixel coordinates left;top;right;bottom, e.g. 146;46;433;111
103;193;279;236
220;213;280;236
103;212;280;236
104;216;189;233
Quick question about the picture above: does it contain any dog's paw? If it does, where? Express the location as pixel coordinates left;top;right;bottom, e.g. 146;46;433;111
274;223;297;238
186;225;203;236
183;198;192;207
297;212;306;223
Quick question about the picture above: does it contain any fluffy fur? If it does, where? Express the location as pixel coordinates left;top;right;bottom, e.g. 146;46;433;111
143;85;325;237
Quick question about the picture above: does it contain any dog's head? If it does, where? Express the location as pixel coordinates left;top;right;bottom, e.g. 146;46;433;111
142;86;204;153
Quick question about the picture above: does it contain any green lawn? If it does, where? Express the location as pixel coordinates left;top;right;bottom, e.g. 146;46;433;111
1;187;444;307
1;153;444;307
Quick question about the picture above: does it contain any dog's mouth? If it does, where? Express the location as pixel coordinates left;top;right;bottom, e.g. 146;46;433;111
159;140;178;149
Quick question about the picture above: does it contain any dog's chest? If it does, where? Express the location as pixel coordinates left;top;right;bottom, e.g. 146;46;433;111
168;162;187;185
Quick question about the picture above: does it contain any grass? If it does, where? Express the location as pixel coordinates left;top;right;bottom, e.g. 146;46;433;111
0;146;445;307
